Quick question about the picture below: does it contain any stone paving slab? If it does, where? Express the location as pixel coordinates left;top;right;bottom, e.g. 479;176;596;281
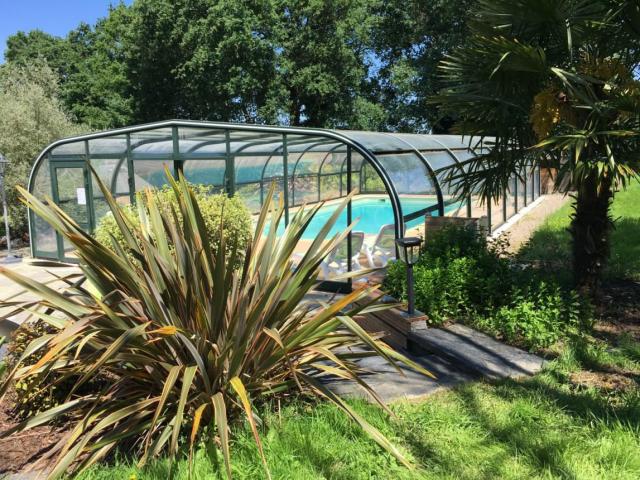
410;323;546;379
323;348;476;403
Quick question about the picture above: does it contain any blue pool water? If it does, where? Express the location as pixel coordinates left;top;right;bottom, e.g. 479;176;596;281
277;197;462;239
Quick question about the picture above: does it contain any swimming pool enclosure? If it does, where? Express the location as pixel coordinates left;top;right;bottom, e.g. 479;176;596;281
28;120;542;290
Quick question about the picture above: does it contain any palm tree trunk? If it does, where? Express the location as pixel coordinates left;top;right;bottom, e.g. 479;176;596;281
569;173;613;297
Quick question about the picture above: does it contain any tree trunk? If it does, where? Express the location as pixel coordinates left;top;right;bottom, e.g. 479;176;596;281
570;173;613;298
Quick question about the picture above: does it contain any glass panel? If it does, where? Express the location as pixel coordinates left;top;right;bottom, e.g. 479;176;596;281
361;162;385;193
292;151;324;175
90;158;131;225
31;158;57;255
319;174;341;200
489;195;505;230
534;167;540;199
33;215;57;255
319;151;347;174
32;158;52;199
89;136;127;155
423;151;458;171
375;153;435;195
130;128;174;158
51;141;85;157
55;167;89;226
54;166;89;253
235;155;269;184
505;177;516;219
260;154;285;211
229;131;280;154
345;131;412;152
470;193;487;221
376;153;442;218
182;160;225;190
519;176;527;209
527;167;535;203
235;183;262;213
290;174;318;206
234;152;281;213
133;160;174;189
178;127;226;156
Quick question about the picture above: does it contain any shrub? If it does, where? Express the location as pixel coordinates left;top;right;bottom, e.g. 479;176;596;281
385;226;514;323
95;183;252;269
476;283;585;349
384;225;590;350
0;174;429;478
5;320;109;420
5;320;64;418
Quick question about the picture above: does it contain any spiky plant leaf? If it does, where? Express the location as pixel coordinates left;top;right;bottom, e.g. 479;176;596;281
0;170;431;478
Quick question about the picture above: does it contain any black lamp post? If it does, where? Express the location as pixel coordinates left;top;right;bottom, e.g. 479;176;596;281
395;236;423;315
0;154;21;264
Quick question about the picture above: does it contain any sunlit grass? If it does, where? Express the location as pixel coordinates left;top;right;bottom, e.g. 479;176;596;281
519;181;640;281
77;346;640;480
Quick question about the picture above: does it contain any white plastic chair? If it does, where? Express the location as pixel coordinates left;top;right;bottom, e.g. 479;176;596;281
320;231;366;278
364;224;397;268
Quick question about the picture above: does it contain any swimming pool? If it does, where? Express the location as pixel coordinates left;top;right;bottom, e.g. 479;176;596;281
276;197;463;239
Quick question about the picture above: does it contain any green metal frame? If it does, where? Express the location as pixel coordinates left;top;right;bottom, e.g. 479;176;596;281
27;119;542;290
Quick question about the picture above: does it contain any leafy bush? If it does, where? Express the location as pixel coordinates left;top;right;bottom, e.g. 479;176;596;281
385;226;513;323
5;320;64;418
95;183;252;269
0;174;429;478
474;284;585;349
384;226;590;350
5;319;109;420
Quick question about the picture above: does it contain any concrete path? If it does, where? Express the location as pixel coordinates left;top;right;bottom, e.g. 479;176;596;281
410;324;545;380
0;260;80;359
493;193;571;253
323;347;477;403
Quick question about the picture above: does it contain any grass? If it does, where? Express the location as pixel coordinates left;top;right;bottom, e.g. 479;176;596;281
519;181;640;281
46;183;640;478
76;340;640;479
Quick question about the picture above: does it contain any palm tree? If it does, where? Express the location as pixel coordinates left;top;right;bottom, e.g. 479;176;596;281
433;0;640;296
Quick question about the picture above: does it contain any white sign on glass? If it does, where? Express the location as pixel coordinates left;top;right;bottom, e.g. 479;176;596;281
76;187;87;205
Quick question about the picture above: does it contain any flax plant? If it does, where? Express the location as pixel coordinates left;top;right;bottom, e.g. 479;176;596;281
0;170;431;478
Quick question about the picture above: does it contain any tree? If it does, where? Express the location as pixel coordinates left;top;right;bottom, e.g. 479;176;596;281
4;3;133;129
433;0;640;295
125;0;280;123
273;0;384;128
372;0;475;132
0;61;85;238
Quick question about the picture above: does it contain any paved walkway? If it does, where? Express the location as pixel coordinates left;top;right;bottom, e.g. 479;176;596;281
494;193;571;253
0;261;80;349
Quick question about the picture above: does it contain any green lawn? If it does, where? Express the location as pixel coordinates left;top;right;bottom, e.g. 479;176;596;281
77;340;640;479
519;181;640;281
76;185;640;479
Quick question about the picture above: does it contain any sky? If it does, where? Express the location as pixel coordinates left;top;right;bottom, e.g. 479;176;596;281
0;0;133;62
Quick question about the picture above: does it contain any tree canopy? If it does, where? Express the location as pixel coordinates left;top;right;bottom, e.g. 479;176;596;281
2;0;467;131
0;61;85;236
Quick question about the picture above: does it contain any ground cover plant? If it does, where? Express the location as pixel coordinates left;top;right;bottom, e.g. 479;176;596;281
0;171;431;479
384;226;589;350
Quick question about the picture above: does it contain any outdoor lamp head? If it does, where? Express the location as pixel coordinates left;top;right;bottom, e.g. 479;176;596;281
395;237;422;266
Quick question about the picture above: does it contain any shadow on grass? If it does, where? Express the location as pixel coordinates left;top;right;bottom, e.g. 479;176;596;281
393;368;640;479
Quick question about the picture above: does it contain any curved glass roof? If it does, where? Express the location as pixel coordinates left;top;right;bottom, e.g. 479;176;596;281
28;120;501;271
